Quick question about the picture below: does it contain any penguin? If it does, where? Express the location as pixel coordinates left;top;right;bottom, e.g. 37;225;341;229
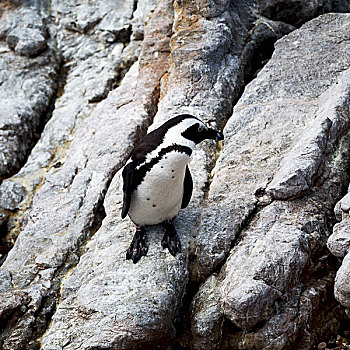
121;114;224;263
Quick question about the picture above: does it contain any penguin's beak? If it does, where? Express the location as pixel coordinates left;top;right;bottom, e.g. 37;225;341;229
206;128;224;141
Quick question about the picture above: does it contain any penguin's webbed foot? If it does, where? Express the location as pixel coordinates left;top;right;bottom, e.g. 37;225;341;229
161;222;181;257
126;226;148;263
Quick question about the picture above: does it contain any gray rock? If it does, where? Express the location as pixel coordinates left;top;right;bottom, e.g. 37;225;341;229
0;1;350;349
131;0;159;40
224;276;340;350
335;252;350;310
7;27;47;57
190;275;224;350
334;190;350;220
193;13;350;282
325;69;350;314
267;68;350;199
0;0;155;259
1;0;173;347
258;0;333;26
190;13;350;349
0;7;47;41
40;2;178;348
0;210;8;228
340;193;350;213
328;219;350;258
15;0;300;348
0;5;59;179
0;180;26;210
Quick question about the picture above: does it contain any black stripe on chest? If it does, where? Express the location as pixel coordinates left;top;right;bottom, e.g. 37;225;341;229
132;145;192;191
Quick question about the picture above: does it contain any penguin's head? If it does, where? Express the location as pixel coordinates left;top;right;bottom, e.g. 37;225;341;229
180;115;224;144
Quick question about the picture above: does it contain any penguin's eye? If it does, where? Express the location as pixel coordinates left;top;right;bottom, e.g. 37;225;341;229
198;124;205;132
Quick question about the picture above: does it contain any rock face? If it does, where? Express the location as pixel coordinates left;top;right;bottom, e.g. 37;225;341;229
328;183;350;312
0;5;59;180
0;0;350;349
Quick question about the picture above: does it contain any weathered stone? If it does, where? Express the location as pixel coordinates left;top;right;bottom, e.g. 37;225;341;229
1;1;350;349
0;0;156;262
334;190;350;220
131;0;159;41
7;27;47;57
193;13;350;282
0;290;30;324
224;276;340;350
0;210;8;228
1;0;173;347
0;180;26;210
267;68;350;200
328;218;350;258
0;7;46;41
38;0;301;347
335;253;350;310
190;274;224;350
0;5;59;179
258;0;333;26
190;13;350;349
40;2;177;347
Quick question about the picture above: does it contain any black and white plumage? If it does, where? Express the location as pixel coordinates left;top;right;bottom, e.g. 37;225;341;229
121;114;224;263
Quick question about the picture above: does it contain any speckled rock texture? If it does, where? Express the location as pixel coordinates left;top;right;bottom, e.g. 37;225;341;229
328;183;350;314
1;0;350;349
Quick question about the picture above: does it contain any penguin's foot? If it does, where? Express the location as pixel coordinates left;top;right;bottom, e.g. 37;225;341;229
161;222;181;257
126;226;148;263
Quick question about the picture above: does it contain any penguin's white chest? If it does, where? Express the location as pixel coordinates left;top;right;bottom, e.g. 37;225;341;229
128;151;190;226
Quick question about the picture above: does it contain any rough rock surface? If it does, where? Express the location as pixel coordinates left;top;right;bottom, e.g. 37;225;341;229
0;0;350;349
190;13;350;350
329;184;350;314
0;6;59;180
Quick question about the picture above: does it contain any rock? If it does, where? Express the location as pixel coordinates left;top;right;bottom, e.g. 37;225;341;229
1;0;173;347
0;0;156;259
335;253;350;310
0;0;350;349
190;13;350;349
0;210;8;228
7;27;47;57
225;276;340;350
190;275;224;350
0;7;47;41
0;5;59;179
325;69;350;315
267;67;350;200
258;0;334;26
0;180;26;210
334;190;350;220
266;116;331;199
328;218;350;258
193;13;350;282
40;2;178;347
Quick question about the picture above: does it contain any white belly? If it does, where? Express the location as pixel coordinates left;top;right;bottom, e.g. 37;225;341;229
128;151;190;226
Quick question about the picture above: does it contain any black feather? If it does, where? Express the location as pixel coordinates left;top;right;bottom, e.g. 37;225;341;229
181;165;193;209
131;114;199;165
121;162;134;218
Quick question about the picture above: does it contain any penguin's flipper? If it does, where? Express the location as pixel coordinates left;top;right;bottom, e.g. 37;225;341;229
121;162;134;218
181;165;193;209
